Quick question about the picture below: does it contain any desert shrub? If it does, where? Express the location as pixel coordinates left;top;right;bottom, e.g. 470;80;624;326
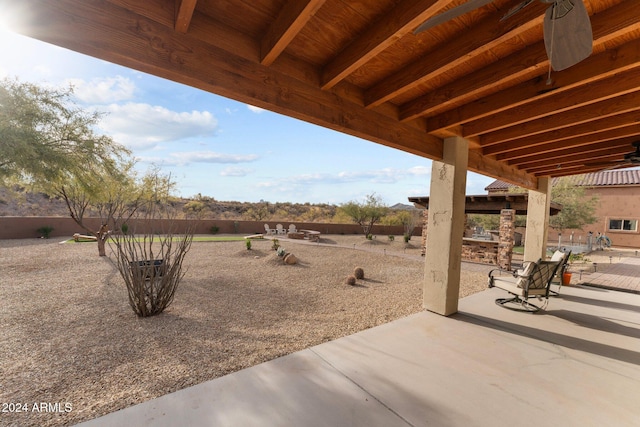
388;235;395;241
404;234;411;243
121;223;129;234
246;239;252;250
111;216;195;317
354;267;364;279
366;233;373;240
345;275;357;286
210;225;219;234
272;238;280;251
37;225;53;238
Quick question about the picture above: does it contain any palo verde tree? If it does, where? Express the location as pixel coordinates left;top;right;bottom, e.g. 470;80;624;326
1;78;135;255
57;160;141;256
548;176;599;234
383;209;421;240
339;193;389;236
0;78;130;185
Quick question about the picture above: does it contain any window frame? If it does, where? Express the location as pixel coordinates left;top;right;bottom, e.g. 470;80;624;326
607;218;638;232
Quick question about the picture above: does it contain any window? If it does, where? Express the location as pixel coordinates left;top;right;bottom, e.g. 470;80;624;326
608;219;638;232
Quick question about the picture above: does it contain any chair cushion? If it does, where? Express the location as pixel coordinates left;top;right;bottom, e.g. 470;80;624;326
515;259;538;288
550;250;565;262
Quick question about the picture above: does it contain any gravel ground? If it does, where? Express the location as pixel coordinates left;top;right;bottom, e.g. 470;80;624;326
0;235;489;427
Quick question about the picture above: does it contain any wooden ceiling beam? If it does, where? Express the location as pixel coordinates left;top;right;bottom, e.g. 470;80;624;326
421;38;640;127
465;68;640;137
466;149;537;190
400;40;548;122
321;0;451;90
527;150;635;176
477;92;640;146
426;1;640;132
260;0;325;66
106;0;174;28
483;111;640;156
499;126;640;164
549;164;638;178
517;144;635;171
363;3;545;107
174;0;197;33
14;0;444;161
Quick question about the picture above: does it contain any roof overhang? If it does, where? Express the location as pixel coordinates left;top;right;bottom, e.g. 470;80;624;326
1;1;639;190
408;194;562;216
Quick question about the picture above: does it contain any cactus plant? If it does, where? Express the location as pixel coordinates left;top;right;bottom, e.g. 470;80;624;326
345;275;356;286
354;267;364;280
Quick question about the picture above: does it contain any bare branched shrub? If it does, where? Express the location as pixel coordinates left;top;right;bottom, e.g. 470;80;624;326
110;171;194;317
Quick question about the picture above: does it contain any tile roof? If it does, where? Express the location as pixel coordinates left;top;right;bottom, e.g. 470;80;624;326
485;169;640;191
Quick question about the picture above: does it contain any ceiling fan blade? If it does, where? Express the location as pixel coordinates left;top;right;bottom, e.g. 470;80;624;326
544;0;593;71
414;0;495;34
499;0;536;22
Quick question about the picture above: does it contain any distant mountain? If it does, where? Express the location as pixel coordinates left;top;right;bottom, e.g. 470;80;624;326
0;186;339;221
390;202;419;210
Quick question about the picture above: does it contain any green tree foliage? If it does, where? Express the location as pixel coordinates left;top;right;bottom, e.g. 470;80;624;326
467;214;500;231
549;176;598;232
382;209;421;238
58;161;141;256
339;193;389;236
0;78;130;186
469;177;598;234
1;78;137;255
243;204;269;221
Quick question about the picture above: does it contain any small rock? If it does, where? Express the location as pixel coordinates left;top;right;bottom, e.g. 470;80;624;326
283;253;297;265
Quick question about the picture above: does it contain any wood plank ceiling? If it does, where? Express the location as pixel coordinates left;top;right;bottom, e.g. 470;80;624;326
3;0;640;190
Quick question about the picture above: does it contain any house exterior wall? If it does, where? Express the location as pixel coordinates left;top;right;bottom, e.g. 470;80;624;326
546;186;640;249
491;185;640;249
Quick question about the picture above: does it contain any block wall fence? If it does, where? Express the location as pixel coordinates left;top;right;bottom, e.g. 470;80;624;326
0;217;421;240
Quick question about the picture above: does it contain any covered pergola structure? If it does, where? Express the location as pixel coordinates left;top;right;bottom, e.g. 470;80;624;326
3;0;640;316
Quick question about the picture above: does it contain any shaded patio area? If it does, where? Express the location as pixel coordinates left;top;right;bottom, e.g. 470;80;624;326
77;284;640;426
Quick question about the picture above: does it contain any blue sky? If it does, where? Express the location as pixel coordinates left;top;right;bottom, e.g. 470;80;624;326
0;26;495;205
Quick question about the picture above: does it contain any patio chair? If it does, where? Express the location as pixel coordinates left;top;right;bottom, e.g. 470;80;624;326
264;224;275;236
276;224;286;235
488;258;562;313
548;249;571;296
288;224;297;233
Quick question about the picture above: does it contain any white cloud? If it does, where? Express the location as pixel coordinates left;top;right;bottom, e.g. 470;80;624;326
247;105;266;114
256;166;431;192
139;151;258;166
67;76;136;104
98;103;218;149
220;167;254;177
407;165;430;176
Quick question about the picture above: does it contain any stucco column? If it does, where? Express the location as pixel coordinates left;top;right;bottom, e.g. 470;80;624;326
524;177;551;262
423;136;468;316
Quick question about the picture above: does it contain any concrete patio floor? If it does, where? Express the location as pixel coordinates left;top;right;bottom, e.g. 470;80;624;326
77;282;640;427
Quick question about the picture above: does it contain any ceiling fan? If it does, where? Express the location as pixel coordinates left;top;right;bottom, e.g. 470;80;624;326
585;142;640;171
414;0;593;71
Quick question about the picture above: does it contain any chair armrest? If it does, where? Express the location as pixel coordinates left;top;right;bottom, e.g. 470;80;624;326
488;268;517;278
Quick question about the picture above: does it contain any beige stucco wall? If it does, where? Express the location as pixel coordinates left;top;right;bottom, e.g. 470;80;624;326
546;186;640;248
0;217;421;240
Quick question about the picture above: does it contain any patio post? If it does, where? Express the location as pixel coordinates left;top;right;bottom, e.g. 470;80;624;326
423;136;468;316
524;177;551;262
